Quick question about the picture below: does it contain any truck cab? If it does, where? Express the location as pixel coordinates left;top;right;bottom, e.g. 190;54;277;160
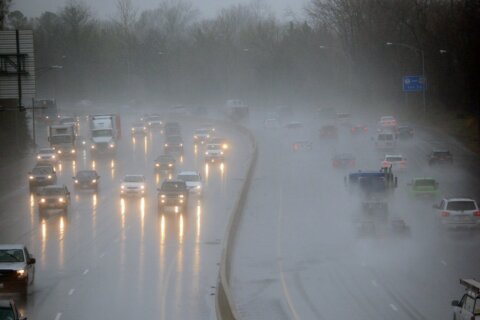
89;114;121;156
452;279;480;319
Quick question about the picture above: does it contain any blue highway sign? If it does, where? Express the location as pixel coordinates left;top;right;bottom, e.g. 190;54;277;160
403;75;426;92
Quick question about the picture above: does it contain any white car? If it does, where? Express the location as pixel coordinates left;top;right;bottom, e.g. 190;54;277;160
381;154;406;171
378;116;397;128
36;148;57;164
374;131;396;150
120;175;146;198
177;171;202;196
433;198;480;228
205;144;224;164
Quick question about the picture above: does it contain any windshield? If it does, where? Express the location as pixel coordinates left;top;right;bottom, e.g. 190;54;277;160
32;166;52;174
433;151;450;156
161;182;186;191
124;176;144;182
38;149;54;154
414;179;436;187
207;144;221;150
386;156;403;162
77;171;96;178
92;129;113;137
167;136;182;143
39;187;64;195
60;117;75;123
447;201;476;211
50;135;73;144
149;116;161;121
378;134;394;141
178;174;200;182
0;249;25;262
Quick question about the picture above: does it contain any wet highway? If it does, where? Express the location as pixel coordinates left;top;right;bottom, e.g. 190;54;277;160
0;112;252;319
230;109;480;319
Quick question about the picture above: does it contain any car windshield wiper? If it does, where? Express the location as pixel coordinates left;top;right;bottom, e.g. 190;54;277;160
0;253;21;262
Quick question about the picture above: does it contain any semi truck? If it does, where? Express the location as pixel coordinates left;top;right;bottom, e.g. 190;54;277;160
48;124;76;158
89;114;121;156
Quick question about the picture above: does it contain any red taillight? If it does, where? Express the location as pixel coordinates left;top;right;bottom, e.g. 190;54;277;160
351;128;356;133
441;211;450;217
364;127;368;132
473;211;480;217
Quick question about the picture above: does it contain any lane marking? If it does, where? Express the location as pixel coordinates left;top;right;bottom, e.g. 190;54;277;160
83;269;89;275
99;253;105;258
441;260;447;266
68;288;75;296
371;280;379;287
54;312;62;320
390;304;398;312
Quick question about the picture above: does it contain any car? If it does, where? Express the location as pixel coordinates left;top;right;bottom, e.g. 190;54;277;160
131;121;147;136
145;114;163;130
285;121;303;129
177;171;202;196
374;131;396;150
208;137;230;151
193;128;211;145
37;185;71;215
164;135;184;155
428;149;453;165
381;154;406;171
319;124;338;139
164;122;181;137
408;177;439;198
452;279;480;320
264;118;280;129
157;180;188;211
73;170;100;191
35;147;57;164
332;153;356;168
335;112;351;126
397;124;414;139
292;140;312;152
350;124;368;135
390;218;411;236
433;198;480;228
200;123;216;135
0;245;35;295
378;115;397;128
28;164;57;192
0;299;28;320
204;143;225;164
120;175;146;198
154;155;176;173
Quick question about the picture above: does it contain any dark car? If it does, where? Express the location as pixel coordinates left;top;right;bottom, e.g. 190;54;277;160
332;153;356;168
28;164;57;192
397;125;414;139
37;185;71;215
164;122;181;137
157;180;188;212
145;114;163;131
154;155;176;173
0;300;27;320
350;125;368;135
428;150;453;165
0;244;36;295
73;170;100;191
164;135;184;155
319;124;338;139
131;121;147;136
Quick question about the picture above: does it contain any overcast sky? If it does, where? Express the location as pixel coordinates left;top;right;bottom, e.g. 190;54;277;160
13;0;307;20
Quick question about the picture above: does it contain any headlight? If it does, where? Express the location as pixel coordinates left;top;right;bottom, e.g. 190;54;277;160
141;185;145;189
82;141;86;145
205;152;208;155
131;128;134;131
143;127;146;130
74;180;79;184
37;155;41;160
47;175;52;179
155;163;160;167
91;145;96;149
161;194;166;198
164;144;168;147
71;149;76;154
194;135;198;139
57;150;62;154
52;155;56;159
179;194;184;198
92;179;97;183
196;185;201;189
220;151;224;155
223;144;228;149
40;198;46;203
180;143;183;147
121;185;125;190
59;197;65;203
29;175;34;180
109;143;115;148
16;269;26;277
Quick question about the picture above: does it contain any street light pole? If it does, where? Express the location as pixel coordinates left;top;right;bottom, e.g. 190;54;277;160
386;42;426;118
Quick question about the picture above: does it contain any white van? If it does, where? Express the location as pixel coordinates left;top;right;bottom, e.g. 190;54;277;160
374;131;396;150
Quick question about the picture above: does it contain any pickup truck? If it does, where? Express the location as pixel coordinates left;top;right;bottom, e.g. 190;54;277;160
0;244;36;294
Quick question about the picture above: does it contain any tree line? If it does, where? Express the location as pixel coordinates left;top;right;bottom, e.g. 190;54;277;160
1;0;479;116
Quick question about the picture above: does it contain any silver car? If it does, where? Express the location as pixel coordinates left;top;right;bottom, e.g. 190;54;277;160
434;198;480;228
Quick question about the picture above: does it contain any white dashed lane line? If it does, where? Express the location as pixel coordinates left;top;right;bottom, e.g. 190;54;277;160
371;280;379;287
54;312;62;320
390;304;398;312
83;269;89;275
441;260;447;266
68;288;75;296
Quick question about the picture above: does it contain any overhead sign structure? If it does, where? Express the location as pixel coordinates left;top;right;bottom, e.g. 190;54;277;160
0;30;36;108
403;75;426;92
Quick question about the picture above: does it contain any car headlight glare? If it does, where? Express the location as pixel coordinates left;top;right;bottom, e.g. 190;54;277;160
168;163;173;167
40;198;46;203
161;194;166;198
141;185;145;189
109;143;115;148
47;175;52;179
37;155;41;160
92;179;97;183
58;150;62;154
16;269;25;277
91;145;95;149
164;144;168;147
121;185;125;189
155;163;160;167
71;149;76;154
29;176;34;180
179;194;184;198
74;180;79;184
59;197;65;203
52;155;56;159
